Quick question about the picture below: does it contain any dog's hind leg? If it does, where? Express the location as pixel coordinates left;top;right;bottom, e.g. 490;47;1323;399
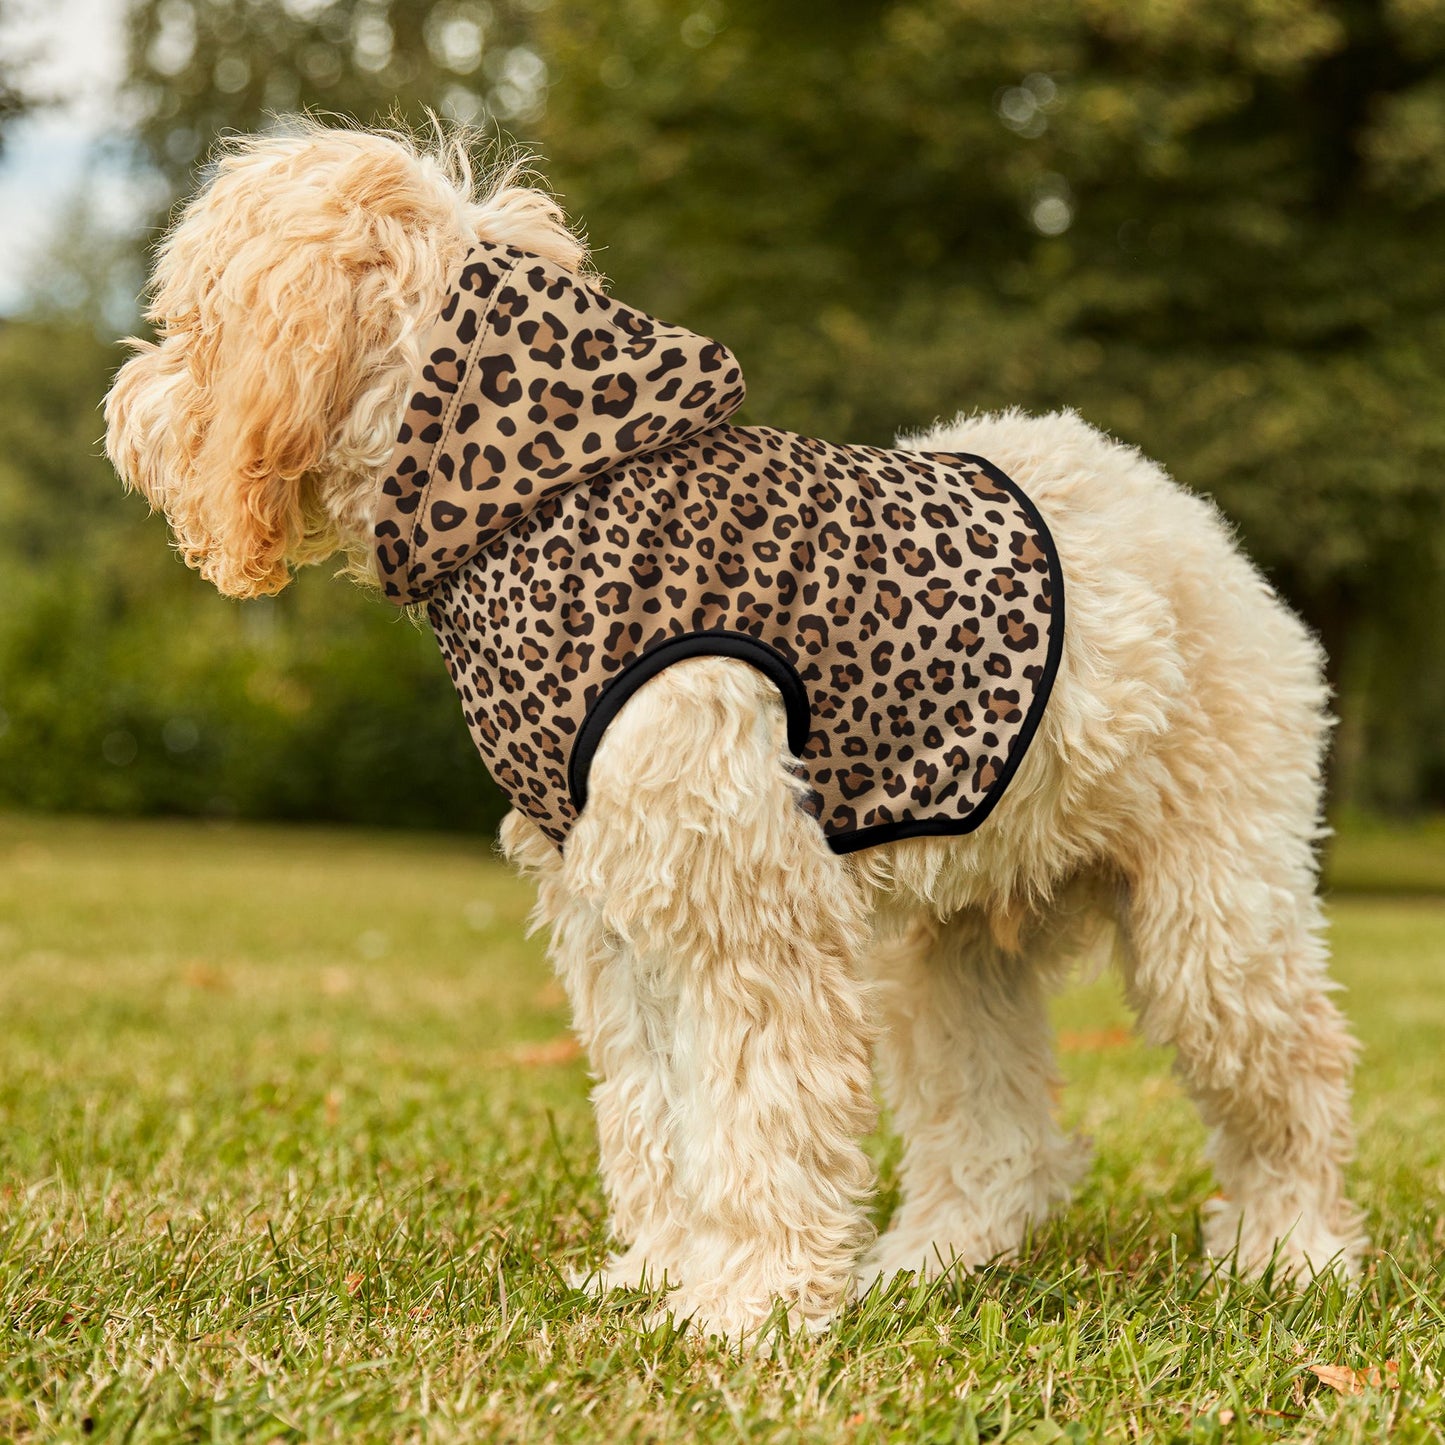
1119;833;1364;1280
560;657;878;1342
860;908;1089;1288
1104;578;1365;1279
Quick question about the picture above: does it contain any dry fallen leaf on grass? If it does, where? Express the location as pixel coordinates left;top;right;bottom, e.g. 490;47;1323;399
344;1273;365;1296
1309;1362;1399;1395
500;1037;584;1068
1056;1027;1133;1052
534;980;568;1009
320;967;353;997
181;961;229;992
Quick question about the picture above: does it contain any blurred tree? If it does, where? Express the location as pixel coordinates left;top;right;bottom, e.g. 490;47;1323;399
123;0;545;194
0;317;127;568
0;0;38;152
535;0;1445;806
5;0;1440;825
12;0;565;832
0;317;506;832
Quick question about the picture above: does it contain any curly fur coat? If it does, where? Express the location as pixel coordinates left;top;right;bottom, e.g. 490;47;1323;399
103;126;1365;1345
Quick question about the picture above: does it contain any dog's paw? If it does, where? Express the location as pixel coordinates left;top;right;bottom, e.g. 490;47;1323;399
856;1233;994;1296
860;1196;1057;1289
860;1132;1093;1295
570;1245;675;1297
1202;1196;1367;1283
645;1287;837;1351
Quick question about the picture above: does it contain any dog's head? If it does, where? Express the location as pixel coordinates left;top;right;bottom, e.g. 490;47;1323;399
104;122;585;598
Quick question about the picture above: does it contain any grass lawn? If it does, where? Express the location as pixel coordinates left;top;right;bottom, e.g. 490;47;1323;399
2;812;1443;1443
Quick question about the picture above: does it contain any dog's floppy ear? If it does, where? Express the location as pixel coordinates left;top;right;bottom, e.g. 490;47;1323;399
177;242;352;597
106;130;432;599
106;237;354;600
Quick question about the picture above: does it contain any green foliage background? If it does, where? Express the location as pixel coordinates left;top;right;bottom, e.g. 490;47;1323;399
2;0;1443;827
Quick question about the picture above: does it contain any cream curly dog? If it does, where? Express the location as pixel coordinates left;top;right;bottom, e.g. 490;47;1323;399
105;124;1364;1342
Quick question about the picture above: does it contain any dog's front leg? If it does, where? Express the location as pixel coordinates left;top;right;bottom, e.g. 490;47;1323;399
502;809;686;1289
562;657;878;1344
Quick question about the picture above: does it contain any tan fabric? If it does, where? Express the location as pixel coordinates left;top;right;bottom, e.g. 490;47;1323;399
375;243;1063;854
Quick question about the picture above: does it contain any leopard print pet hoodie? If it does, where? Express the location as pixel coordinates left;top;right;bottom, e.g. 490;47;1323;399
374;242;1063;854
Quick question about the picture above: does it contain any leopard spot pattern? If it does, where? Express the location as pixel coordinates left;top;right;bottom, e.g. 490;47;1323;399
374;243;1063;854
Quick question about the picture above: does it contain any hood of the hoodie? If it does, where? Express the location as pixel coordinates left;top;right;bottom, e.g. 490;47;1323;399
373;242;746;604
